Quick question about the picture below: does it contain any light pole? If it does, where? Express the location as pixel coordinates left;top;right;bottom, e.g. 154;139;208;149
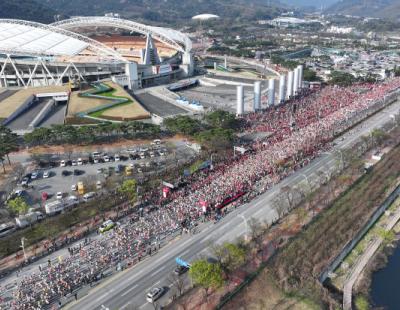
238;214;249;241
21;237;28;263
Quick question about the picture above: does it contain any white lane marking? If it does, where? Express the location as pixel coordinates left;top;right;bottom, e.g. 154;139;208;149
120;302;131;309
150;268;163;277
180;249;190;256
139;303;148;309
120;284;138;297
145;280;161;292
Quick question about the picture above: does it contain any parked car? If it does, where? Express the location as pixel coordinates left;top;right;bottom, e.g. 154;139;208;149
96;181;102;190
31;171;39;180
83;192;95;202
71;184;77;191
73;169;84;176
21;177;29;186
146;287;164;303
77;158;83;165
60;160;66;167
56;192;63;200
114;154;120;161
43;171;50;178
103;155;110;162
71;160;77;166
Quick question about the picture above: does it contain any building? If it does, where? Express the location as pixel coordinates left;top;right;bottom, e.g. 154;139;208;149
0;17;194;90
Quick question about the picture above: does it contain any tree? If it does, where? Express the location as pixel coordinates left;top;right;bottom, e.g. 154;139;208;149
164;116;202;136
355;295;369;310
167;272;185;297
118;179;137;204
329;71;357;87
212;242;246;276
8;197;29;215
195;128;234;151
204;110;238;129
189;259;224;296
0;125;18;165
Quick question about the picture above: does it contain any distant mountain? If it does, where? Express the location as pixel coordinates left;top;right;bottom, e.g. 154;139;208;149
0;0;57;23
280;0;338;10
44;0;285;25
327;0;400;20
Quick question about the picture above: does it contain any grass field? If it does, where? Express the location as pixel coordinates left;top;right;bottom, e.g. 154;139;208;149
67;81;150;121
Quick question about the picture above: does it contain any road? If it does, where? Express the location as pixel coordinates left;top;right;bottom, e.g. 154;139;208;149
62;99;400;310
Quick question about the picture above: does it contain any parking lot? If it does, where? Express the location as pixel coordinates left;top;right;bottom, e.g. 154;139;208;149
15;140;198;208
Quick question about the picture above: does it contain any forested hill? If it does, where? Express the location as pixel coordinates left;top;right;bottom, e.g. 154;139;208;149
44;0;285;25
327;0;400;20
0;0;57;24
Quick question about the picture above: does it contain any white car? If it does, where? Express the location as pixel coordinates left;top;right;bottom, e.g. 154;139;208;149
77;158;83;165
149;152;155;158
56;192;63;200
129;163;135;168
114;154;120;161
43;171;50;178
140;152;146;159
71;160;77;166
96;181;102;190
159;150;165;156
103;155;110;162
71;184;77;191
31;171;39;180
60;160;66;167
94;158;99;164
146;287;164;303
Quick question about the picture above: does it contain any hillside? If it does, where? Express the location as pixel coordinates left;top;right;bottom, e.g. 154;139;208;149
327;0;400;20
0;0;57;24
44;0;285;25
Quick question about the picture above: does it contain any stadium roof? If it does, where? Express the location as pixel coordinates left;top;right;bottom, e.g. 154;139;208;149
0;19;126;61
192;14;220;20
52;16;192;53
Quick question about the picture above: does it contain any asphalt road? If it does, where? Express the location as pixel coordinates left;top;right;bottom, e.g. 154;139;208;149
62;100;400;310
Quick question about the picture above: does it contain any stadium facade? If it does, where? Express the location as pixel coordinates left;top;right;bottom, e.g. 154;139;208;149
0;17;194;90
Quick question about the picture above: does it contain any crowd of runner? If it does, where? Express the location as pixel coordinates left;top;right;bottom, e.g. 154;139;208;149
2;78;400;309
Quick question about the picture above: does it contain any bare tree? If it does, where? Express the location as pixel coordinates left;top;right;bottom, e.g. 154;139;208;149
167;272;185;297
271;194;287;218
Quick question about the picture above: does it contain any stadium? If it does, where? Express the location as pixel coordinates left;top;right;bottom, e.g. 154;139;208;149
0;17;194;128
0;16;194;90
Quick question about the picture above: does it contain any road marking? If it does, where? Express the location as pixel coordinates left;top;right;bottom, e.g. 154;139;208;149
120;284;138;297
145;280;161;292
120;302;131;310
150;268;163;277
180;249;190;256
139;303;148;309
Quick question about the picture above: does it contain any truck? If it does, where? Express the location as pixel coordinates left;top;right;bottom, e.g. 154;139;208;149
15;211;44;228
45;200;64;216
77;181;85;195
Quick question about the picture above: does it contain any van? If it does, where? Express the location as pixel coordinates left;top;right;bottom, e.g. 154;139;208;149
125;166;133;176
83;192;96;202
45;200;64;215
